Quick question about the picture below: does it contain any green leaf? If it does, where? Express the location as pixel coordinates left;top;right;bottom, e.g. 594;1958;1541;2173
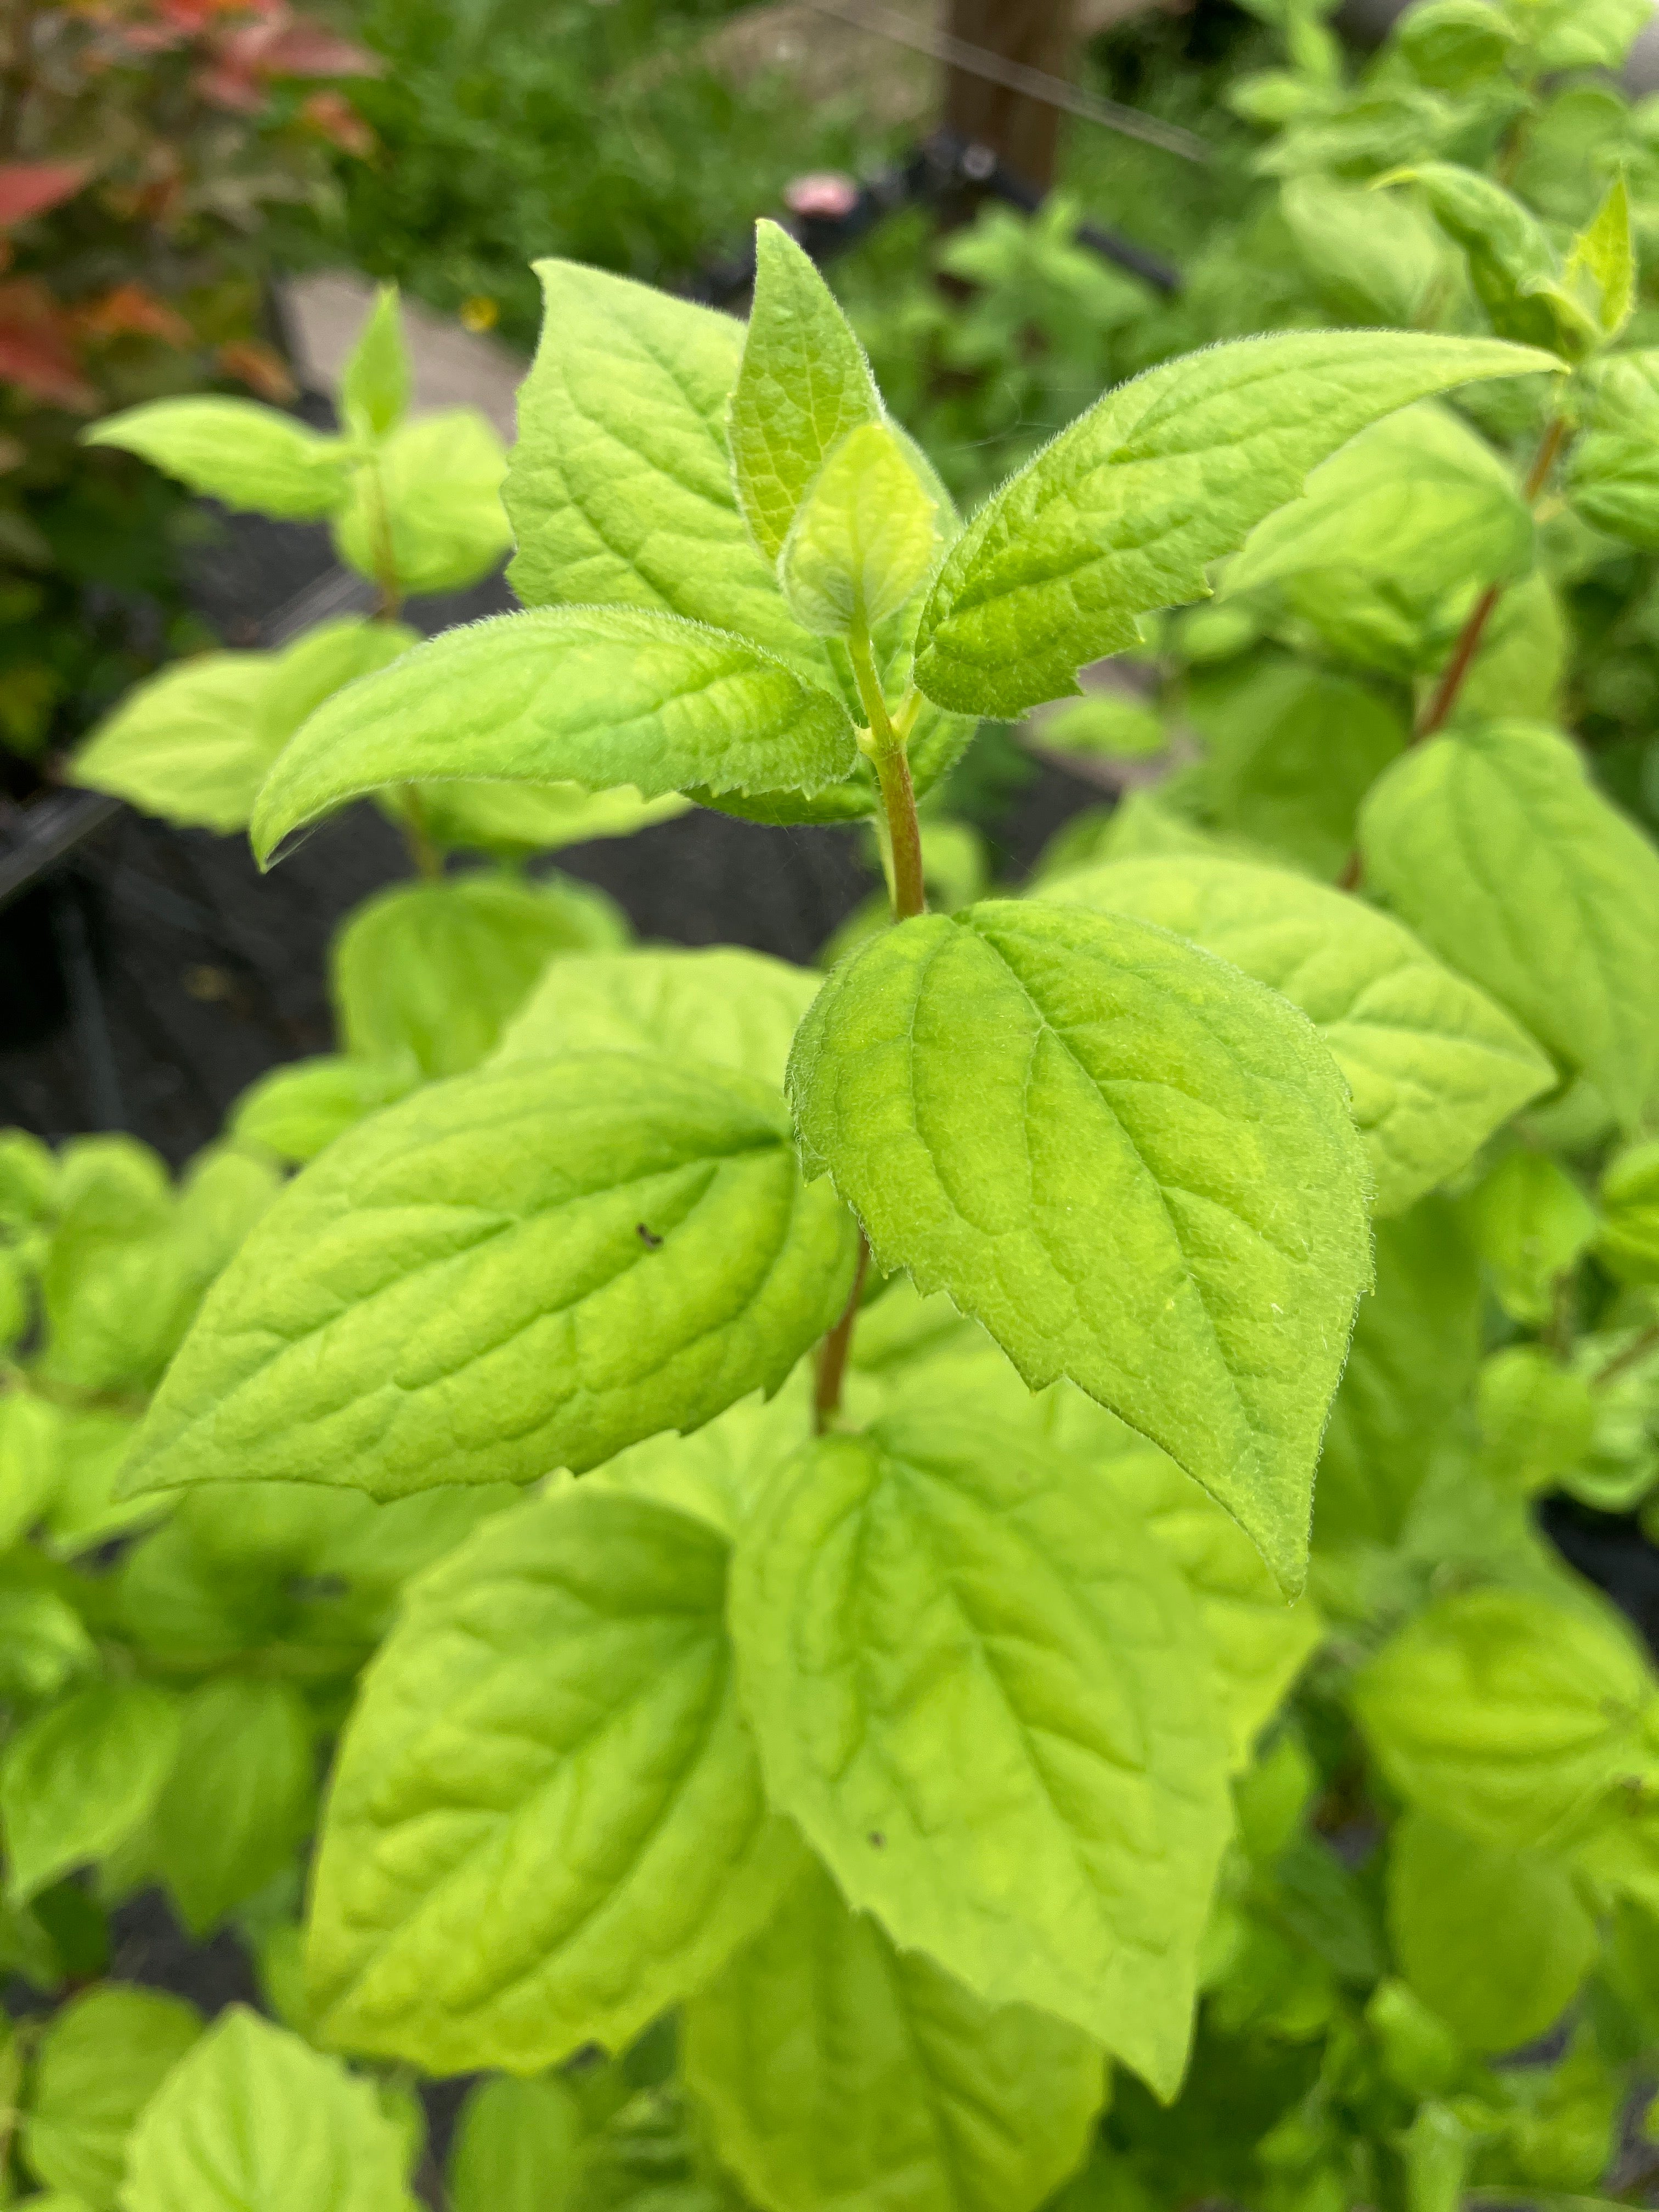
0;1395;65;1551
1394;163;1589;355
1043;855;1551;1216
1566;350;1659;548
331;871;628;1080
1388;1809;1596;2052
1279;175;1447;324
71;622;413;835
340;283;411;442
1559;176;1635;345
334;410;512;597
120;2006;415;2212
447;2076;586;2212
307;1487;804;2073
728;1411;1232;2092
1091;1442;1323;1770
505;259;838;686
2;1681;180;1903
70;654;276;836
1351;1587;1654;1849
1183;654;1407;871
684;1858;1107;2212
119;1054;858;1504
1041;693;1166;760
1460;1147;1600;1325
150;1679;315;1935
787;898;1372;1593
1526;0;1651;71
1361;721;1659;1131
1477;1347;1598;1497
779;420;939;639
730;220;883;563
83;398;352;520
1225;404;1535;674
1599;1141;1659;1285
911;330;1556;718
230;1054;422;1166
397;777;687;859
0;1585;96;1703
1396;0;1519;91
22;1985;201;2211
250;608;857;863
493;946;819;1090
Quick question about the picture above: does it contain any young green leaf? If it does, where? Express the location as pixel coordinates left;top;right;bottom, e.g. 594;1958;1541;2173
1279;174;1446;324
505;258;839;684
71;620;413;836
249;607;858;862
1526;0;1651;71
307;1488;804;2074
493;946;820;1089
1361;722;1659;1131
82;396;352;518
330;871;629;1080
1460;1148;1600;1325
394;776;687;859
911;330;1556;718
779;420;939;639
1477;1347;1596;1497
684;1858;1107;2212
1395;0;1519;91
1598;1140;1659;1284
120;2006;414;2212
1;1681;180;1903
447;2076;586;2212
1351;1587;1655;1850
787;899;1372;1593
1043;855;1552;1215
150;1679;315;1935
729;220;883;562
22;1985;202;2211
729;1412;1232;2093
1559;175;1635;346
1566;349;1659;547
334;410;511;597
119;1054;859;1504
230;1053;422;1166
340;282;411;442
1392;163;1590;354
1388;1810;1597;2052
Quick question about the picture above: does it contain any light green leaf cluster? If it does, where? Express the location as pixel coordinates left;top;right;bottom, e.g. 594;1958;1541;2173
1;1681;180;1903
788;897;1372;1592
23;1986;201;2210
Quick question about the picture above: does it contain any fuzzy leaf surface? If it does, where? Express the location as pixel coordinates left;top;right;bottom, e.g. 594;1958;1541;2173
1043;855;1552;1215
308;1487;803;2073
493;947;819;1090
787;899;1372;1592
1360;721;1659;1130
684;1858;1106;2212
505;259;839;683
730;221;882;562
729;1412;1232;2092
250;608;857;862
911;331;1556;716
120;1054;859;1503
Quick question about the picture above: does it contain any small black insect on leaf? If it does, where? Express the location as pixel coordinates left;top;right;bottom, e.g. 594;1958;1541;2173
636;1223;663;1248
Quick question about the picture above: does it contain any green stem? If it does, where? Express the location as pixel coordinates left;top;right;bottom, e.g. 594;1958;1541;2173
399;787;442;883
812;627;929;1432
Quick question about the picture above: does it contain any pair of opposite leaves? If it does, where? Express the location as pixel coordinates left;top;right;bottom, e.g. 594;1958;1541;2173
117;249;1562;1599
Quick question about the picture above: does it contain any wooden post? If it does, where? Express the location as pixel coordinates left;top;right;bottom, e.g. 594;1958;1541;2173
942;0;1081;192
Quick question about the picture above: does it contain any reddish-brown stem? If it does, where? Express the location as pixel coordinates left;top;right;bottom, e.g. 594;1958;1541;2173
874;744;927;921
1593;1322;1659;1393
814;1236;871;1434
